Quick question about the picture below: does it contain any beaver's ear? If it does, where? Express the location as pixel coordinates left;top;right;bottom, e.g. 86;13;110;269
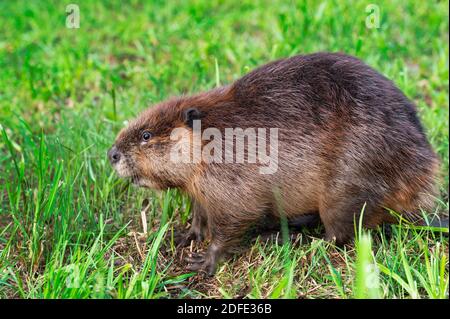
183;108;202;128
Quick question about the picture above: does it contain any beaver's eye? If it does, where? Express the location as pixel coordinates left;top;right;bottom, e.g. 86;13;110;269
141;131;152;141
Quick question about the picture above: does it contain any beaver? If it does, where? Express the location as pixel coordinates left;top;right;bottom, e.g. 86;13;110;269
109;52;445;276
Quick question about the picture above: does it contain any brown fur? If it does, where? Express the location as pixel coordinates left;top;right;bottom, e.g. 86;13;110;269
109;52;440;275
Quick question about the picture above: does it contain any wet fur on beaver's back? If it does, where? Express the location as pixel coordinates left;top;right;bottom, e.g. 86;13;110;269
110;52;440;275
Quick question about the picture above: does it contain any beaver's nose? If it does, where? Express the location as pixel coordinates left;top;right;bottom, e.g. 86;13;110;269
108;146;121;165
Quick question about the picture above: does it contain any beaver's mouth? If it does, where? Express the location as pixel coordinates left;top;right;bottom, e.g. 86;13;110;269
131;175;139;183
129;174;162;190
131;175;142;185
112;157;161;189
111;155;135;179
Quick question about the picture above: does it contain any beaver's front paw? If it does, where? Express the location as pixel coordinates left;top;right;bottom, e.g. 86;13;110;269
185;252;216;277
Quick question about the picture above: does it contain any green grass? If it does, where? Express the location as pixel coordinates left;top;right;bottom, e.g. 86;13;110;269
0;0;448;299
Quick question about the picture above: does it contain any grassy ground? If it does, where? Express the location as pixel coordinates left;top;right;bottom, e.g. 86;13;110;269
0;0;448;299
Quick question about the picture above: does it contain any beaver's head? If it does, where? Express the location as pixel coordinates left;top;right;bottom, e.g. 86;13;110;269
108;98;203;190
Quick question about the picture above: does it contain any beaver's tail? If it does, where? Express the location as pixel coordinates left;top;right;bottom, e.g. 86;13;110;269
420;215;449;236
